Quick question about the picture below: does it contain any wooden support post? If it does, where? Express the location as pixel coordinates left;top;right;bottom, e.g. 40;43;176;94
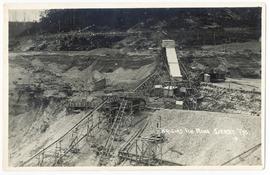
135;139;138;165
159;115;161;135
38;150;45;166
140;141;144;163
59;140;62;166
54;140;63;166
160;142;163;164
86;117;93;138
98;112;101;129
54;143;58;165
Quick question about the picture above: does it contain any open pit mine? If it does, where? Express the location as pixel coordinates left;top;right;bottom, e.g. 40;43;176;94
8;8;262;167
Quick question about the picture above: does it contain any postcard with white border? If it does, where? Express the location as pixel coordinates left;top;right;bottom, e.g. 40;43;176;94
2;2;265;170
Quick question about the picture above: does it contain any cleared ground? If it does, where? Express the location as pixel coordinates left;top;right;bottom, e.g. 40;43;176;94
138;109;261;166
212;78;261;92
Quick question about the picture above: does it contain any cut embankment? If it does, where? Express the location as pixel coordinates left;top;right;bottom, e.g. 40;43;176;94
139;109;261;166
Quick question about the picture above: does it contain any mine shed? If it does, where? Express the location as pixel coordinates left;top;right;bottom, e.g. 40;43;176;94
209;69;226;83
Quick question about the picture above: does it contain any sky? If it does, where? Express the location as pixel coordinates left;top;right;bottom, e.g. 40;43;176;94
9;10;45;22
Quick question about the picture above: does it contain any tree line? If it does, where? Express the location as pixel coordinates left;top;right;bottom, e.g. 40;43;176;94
26;8;261;34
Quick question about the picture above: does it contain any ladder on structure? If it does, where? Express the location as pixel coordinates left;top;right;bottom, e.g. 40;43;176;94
99;99;128;165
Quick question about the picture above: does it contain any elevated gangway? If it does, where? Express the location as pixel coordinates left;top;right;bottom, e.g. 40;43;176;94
162;40;183;82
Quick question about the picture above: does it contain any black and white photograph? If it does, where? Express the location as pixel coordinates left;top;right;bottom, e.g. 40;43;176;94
3;3;265;169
